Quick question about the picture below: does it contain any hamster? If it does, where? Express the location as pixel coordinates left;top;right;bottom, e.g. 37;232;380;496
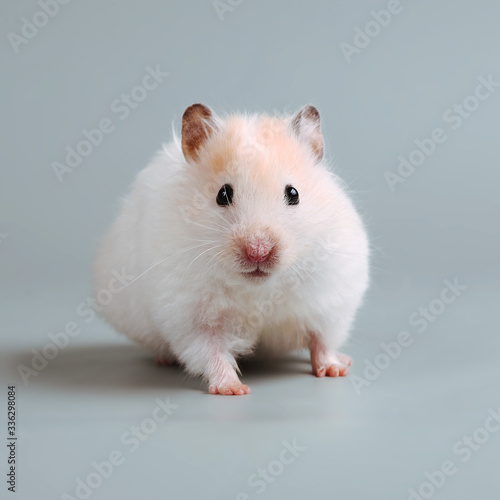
93;104;369;395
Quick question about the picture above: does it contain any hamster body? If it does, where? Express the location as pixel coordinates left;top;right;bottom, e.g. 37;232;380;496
93;104;369;395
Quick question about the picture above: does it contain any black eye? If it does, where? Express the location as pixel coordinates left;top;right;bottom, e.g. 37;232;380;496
284;185;299;205
216;184;234;206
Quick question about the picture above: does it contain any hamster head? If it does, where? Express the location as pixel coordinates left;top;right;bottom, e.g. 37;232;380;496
176;103;341;286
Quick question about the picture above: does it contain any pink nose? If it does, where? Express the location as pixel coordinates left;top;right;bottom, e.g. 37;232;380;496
245;241;273;263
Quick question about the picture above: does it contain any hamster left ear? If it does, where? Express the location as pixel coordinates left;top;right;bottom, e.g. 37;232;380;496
291;105;324;162
181;103;218;162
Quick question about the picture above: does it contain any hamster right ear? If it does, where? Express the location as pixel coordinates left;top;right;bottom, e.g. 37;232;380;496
291;105;324;162
181;103;218;162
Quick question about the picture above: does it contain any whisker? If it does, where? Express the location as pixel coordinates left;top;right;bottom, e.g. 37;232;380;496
203;203;232;226
184;219;225;234
120;241;218;289
290;263;306;281
181;244;223;279
205;249;226;272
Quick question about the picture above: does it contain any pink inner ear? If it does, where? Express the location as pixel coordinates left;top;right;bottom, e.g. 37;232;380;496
181;103;215;162
292;105;324;162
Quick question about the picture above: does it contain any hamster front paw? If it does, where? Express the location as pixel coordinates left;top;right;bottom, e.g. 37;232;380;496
173;327;252;395
313;361;350;378
207;361;250;395
309;333;352;378
208;382;251;396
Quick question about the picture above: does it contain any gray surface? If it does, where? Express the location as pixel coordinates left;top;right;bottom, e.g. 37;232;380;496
1;1;499;499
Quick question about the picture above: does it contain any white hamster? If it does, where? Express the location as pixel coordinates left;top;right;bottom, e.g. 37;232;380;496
93;104;369;395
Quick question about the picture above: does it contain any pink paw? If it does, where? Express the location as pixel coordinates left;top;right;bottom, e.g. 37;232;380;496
208;382;251;396
309;336;352;378
314;363;349;378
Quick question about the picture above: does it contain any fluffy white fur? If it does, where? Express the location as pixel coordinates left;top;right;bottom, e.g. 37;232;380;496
93;105;369;395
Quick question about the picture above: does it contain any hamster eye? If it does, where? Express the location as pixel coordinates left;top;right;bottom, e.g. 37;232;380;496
216;184;234;206
284;185;299;206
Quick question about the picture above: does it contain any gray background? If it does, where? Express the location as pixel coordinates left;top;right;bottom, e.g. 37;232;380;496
1;1;499;499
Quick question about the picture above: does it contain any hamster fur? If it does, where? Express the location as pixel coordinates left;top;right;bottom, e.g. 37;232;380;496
93;104;369;395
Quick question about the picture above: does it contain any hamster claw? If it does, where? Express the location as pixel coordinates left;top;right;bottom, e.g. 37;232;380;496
208;383;251;396
314;364;349;378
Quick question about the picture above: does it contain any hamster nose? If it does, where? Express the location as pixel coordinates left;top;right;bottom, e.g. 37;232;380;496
245;241;274;263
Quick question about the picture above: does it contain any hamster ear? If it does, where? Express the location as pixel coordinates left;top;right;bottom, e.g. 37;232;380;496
291;105;324;162
181;103;218;162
